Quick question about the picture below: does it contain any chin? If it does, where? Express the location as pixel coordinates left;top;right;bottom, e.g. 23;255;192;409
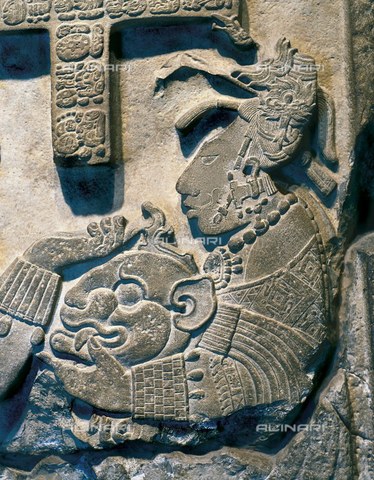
198;214;245;237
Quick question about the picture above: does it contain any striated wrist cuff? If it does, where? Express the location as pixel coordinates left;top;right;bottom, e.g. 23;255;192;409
0;258;61;328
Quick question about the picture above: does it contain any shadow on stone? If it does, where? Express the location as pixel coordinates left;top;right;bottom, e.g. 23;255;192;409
0;30;50;80
57;166;118;216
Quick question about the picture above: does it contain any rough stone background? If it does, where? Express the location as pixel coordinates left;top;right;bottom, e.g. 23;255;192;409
0;0;373;478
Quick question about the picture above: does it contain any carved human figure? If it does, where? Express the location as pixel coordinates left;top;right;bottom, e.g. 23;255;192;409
157;39;335;356
176;128;331;414
0;39;335;444
0;201;328;433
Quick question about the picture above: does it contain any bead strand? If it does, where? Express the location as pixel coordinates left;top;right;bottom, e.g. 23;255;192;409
228;193;298;253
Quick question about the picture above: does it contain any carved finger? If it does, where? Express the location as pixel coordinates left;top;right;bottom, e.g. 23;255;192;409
113;215;127;247
97;218;115;254
87;222;102;238
0;315;12;337
100;217;113;235
114;215;127;228
87;337;125;375
99;416;114;445
50;331;91;363
36;351;55;367
89;414;101;435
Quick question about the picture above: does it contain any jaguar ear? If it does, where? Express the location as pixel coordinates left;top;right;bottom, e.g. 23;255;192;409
169;276;217;332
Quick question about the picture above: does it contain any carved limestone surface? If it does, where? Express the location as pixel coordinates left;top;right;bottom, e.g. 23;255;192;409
0;0;372;477
0;0;239;166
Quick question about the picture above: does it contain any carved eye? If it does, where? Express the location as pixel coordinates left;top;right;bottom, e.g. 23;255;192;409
201;155;219;165
284;93;294;104
116;282;144;306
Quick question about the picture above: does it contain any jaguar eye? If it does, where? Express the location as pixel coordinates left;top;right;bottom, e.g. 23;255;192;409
116;282;144;306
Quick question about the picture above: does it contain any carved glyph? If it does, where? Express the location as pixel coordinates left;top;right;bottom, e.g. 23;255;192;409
0;0;240;165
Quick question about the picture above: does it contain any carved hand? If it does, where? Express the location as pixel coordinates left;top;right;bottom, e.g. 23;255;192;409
39;337;132;413
23;216;127;272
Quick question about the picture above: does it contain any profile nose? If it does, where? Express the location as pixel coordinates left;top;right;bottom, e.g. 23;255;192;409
176;166;199;196
176;167;188;194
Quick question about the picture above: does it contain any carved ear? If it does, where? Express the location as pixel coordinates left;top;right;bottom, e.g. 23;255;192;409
169;276;217;332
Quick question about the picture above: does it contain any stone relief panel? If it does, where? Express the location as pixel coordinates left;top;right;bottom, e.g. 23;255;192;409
0;0;240;166
0;0;372;477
